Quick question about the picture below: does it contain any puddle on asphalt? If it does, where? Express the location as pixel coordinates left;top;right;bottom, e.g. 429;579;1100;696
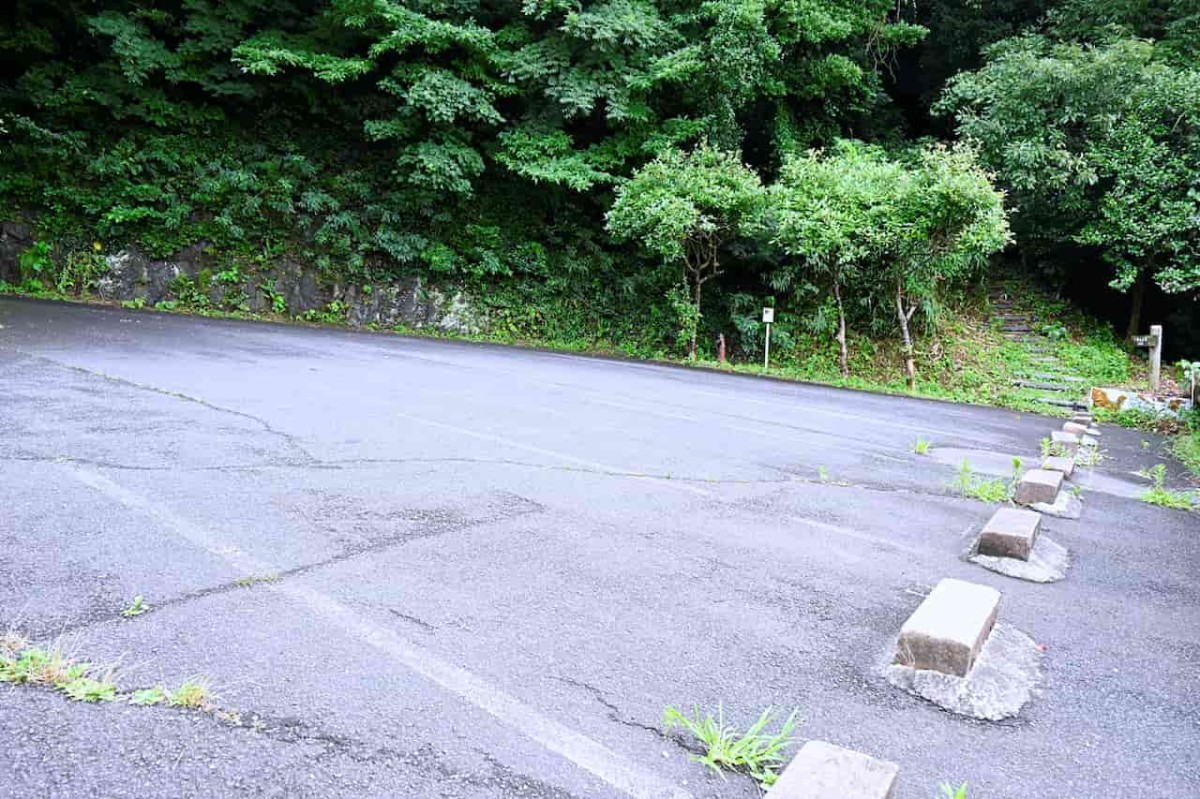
929;447;1147;499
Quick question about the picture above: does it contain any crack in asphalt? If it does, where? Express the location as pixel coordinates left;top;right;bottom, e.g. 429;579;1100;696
43;495;544;638
550;676;676;744
1;348;318;465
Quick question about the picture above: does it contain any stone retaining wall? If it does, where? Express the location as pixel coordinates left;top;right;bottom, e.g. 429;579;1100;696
0;222;482;334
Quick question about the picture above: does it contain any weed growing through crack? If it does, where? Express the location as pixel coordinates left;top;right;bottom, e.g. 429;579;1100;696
235;573;280;588
816;466;829;483
1139;464;1197;511
168;677;214;709
912;437;930;455
130;685;167;706
0;641;118;703
662;704;798;788
949;460;1010;503
121;595;150;617
61;674;118;703
1076;445;1104;467
941;783;969;799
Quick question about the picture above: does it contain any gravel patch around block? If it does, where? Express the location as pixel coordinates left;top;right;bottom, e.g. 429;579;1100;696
970;535;1070;583
1030;489;1084;520
884;623;1044;721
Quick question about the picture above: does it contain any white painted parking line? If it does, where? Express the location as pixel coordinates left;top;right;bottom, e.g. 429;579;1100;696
67;465;693;799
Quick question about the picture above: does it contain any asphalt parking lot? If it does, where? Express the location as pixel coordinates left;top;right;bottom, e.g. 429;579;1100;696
2;296;1197;798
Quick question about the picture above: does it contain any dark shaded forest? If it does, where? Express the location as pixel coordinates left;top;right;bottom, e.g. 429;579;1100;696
2;0;1197;358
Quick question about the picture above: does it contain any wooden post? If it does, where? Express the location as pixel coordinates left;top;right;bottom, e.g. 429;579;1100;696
1150;324;1163;393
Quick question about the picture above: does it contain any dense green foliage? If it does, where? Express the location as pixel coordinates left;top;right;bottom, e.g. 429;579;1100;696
939;35;1200;335
1;0;1197;373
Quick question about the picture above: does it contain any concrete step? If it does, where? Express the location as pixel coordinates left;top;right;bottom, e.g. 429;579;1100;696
1013;380;1076;392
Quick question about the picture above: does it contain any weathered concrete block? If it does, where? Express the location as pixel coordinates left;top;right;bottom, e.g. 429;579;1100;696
1015;468;1064;505
1070;413;1092;423
978;507;1042;560
769;741;899;799
1041;455;1075;477
1050;430;1081;455
894;578;1001;677
1062;421;1088;436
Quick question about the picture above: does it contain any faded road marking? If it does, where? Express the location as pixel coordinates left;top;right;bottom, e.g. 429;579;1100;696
67;465;692;799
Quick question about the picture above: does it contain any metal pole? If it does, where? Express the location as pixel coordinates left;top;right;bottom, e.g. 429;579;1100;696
763;323;771;370
1150;324;1163;393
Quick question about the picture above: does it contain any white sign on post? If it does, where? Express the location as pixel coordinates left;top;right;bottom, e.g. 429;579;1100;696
762;307;774;369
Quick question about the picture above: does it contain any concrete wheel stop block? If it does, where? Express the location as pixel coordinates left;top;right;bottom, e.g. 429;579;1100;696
977;507;1040;559
1041;455;1075;477
1050;431;1081;455
768;740;899;799
969;508;1069;583
1062;421;1088;436
1014;469;1063;505
885;578;1043;720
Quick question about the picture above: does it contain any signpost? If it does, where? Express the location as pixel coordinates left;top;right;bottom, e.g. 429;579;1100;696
762;307;774;370
1132;324;1163;392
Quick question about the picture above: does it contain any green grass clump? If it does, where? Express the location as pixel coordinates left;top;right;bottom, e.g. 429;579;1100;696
1173;431;1200;478
1140;464;1197;511
912;437;931;455
949;458;1020;503
662;704;798;788
168;677;214;709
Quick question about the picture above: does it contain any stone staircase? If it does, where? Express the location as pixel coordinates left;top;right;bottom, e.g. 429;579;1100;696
989;286;1090;412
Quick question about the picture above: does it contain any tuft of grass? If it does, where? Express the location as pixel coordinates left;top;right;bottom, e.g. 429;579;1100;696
0;643;83;686
121;595;150;617
168;676;215;709
662;704;798;788
912;437;930;455
940;783;969;799
0;640;117;703
1139;464;1197;511
130;685;167;706
816;466;829;483
235;573;280;588
949;459;1013;504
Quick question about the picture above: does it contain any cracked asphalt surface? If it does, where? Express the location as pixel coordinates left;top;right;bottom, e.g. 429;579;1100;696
1;296;1197;799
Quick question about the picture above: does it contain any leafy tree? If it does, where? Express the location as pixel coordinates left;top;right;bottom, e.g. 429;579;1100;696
606;144;763;358
880;145;1010;388
938;35;1200;336
767;141;903;375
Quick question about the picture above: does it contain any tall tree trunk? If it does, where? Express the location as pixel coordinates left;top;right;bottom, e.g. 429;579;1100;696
833;278;849;378
1125;270;1147;342
689;273;702;360
896;278;916;390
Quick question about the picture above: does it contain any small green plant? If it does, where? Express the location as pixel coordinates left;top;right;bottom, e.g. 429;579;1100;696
168;677;214;709
121;595;150;617
949;459;1010;503
261;284;288;314
121;297;147;310
912;437;930;455
60;675;117;703
940;782;968;799
130;685;167;706
816;466;829;483
1040;321;1068;340
17;241;53;281
1039;437;1052;458
662;704;798;788
1139;464;1197;510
